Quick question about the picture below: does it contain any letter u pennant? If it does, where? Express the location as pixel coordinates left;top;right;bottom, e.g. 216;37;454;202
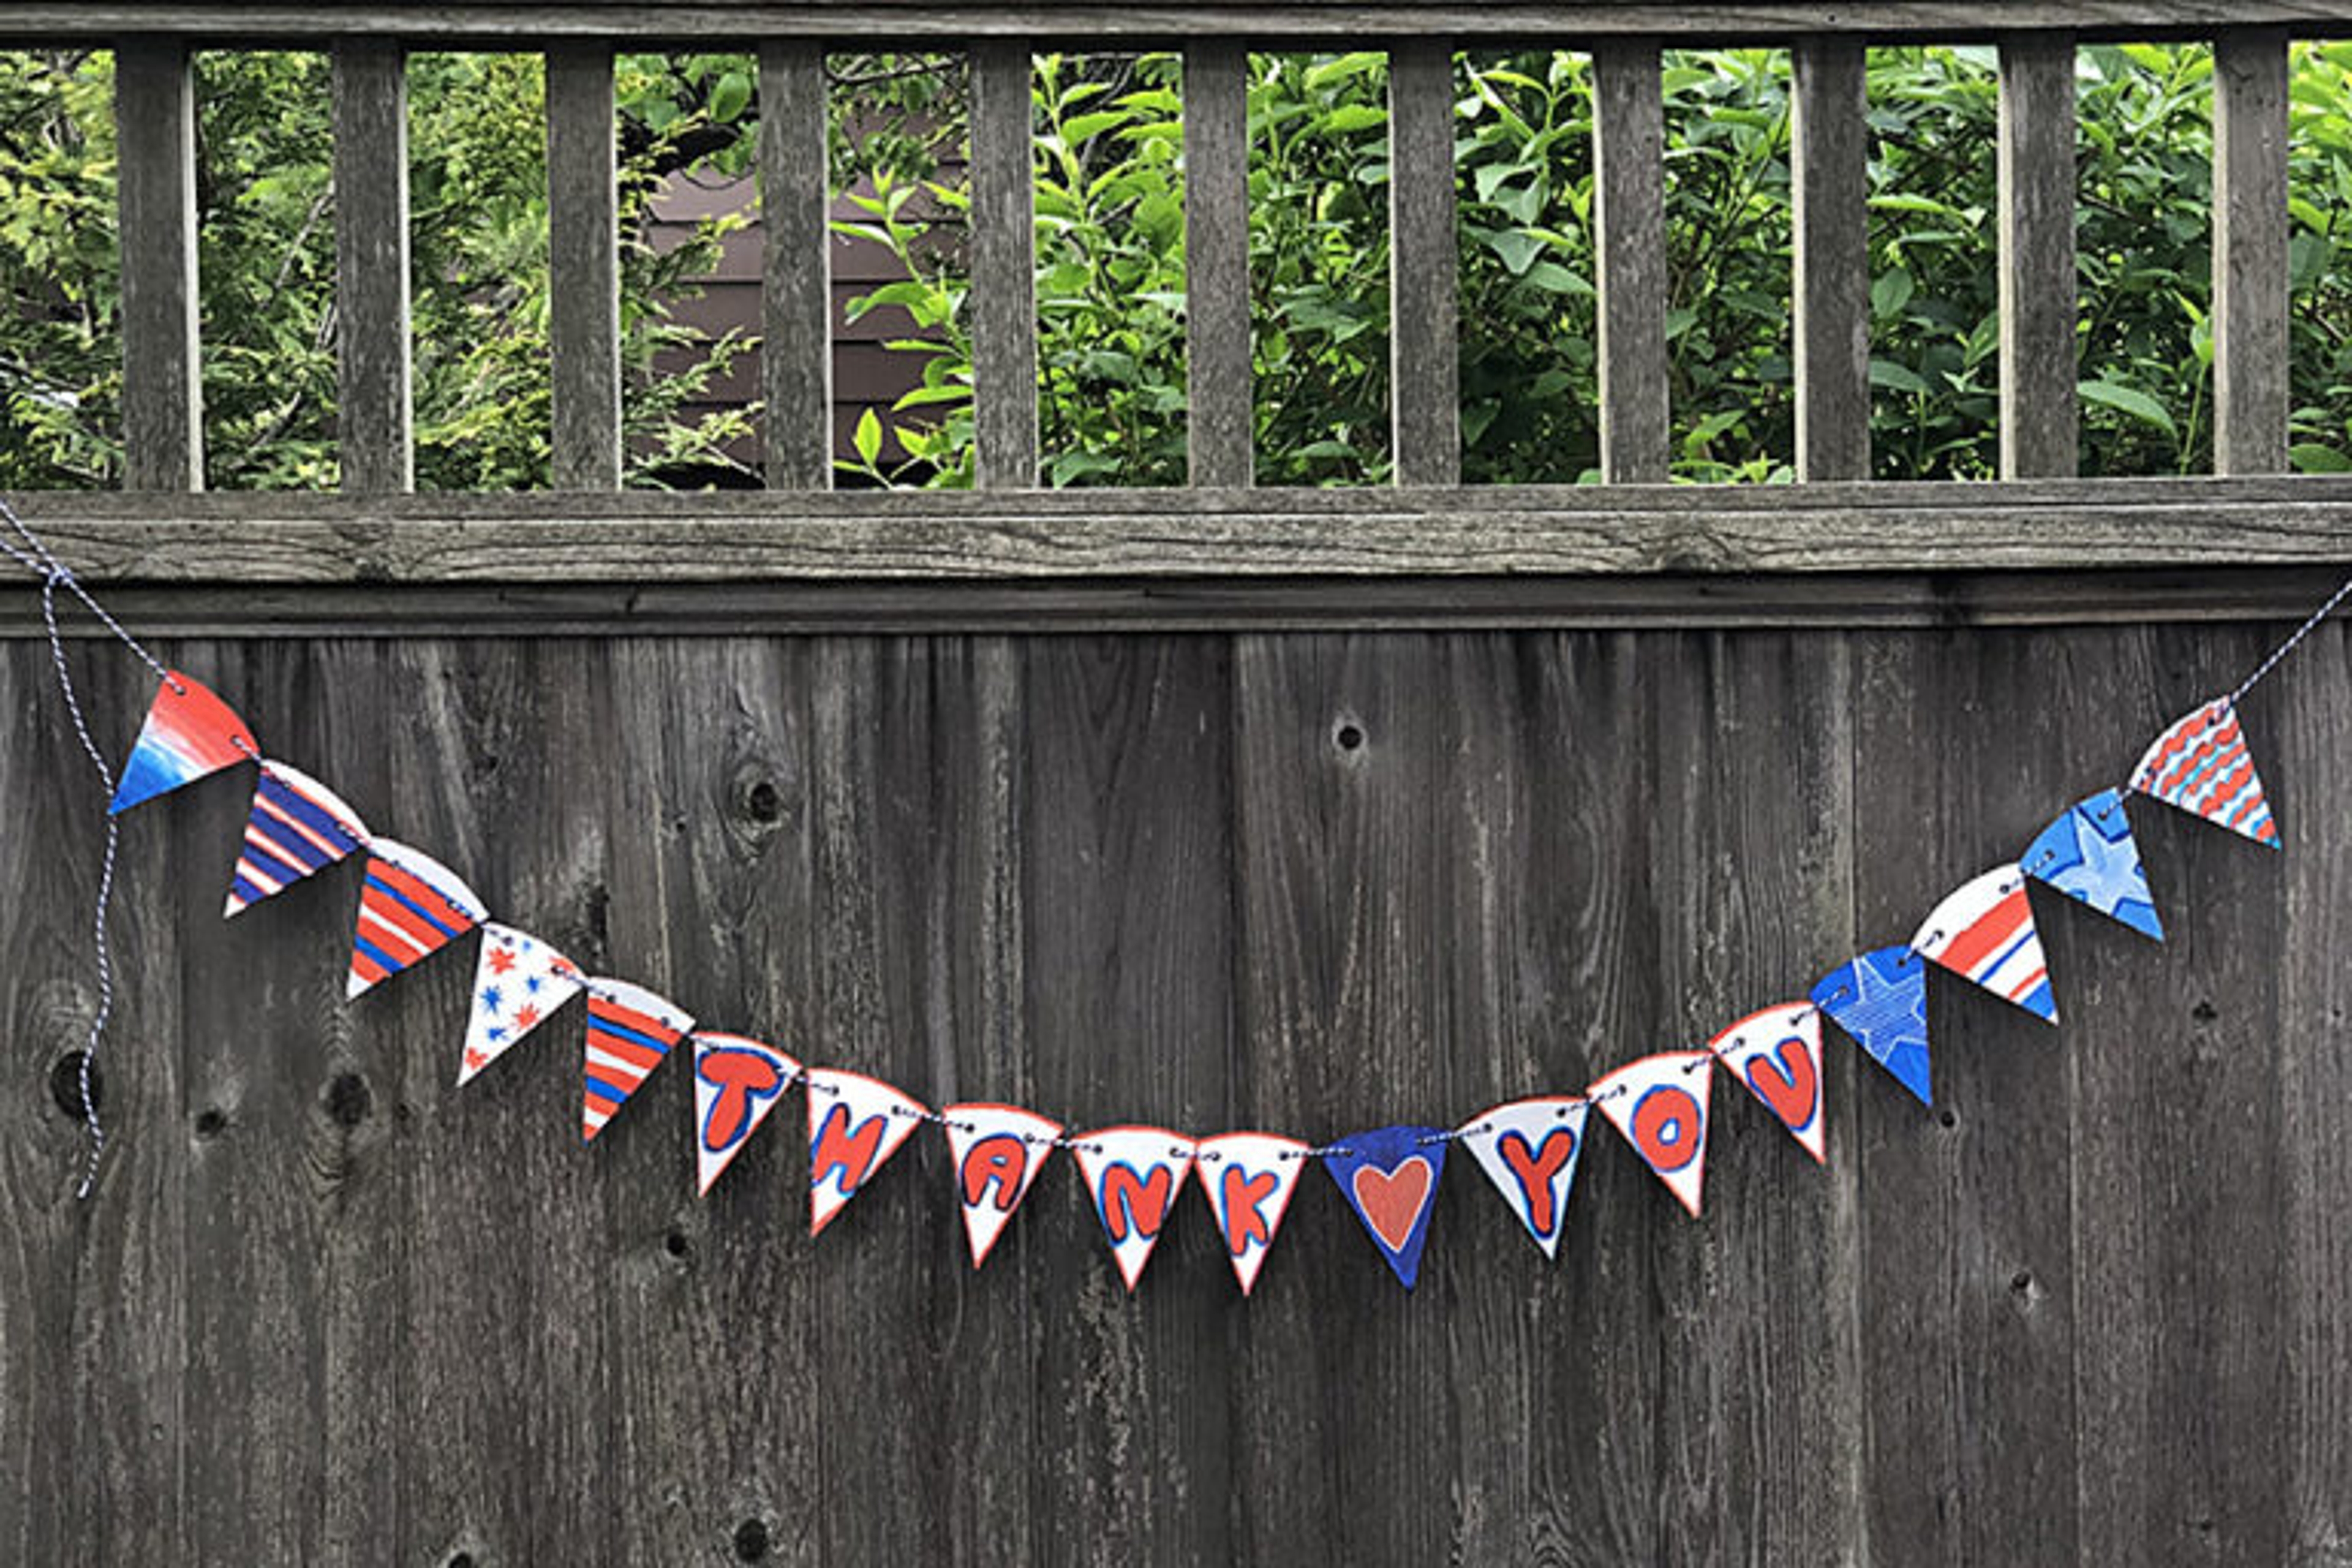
944;1104;1062;1268
1073;1128;1196;1292
1196;1133;1309;1297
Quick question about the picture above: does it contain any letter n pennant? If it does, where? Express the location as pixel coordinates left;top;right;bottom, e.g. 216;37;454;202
1457;1098;1589;1260
2130;696;2280;849
1812;945;1932;1106
1912;864;2059;1023
224;761;369;916
1592;1052;1714;1218
1711;1001;1827;1164
943;1104;1063;1269
805;1068;927;1237
693;1032;802;1197
581;979;693;1142
109;669;257;814
2022;787;2163;941
347;840;487;998
1194;1132;1309;1297
1324;1126;1447;1289
1072;1126;1196;1292
458;923;583;1085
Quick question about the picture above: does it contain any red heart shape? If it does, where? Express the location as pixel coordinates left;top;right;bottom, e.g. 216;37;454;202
1352;1158;1433;1253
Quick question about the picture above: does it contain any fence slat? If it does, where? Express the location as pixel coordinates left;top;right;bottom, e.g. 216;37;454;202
2214;27;2290;476
970;42;1038;490
333;39;413;494
546;42;621;491
115;40;202;492
1184;40;1252;489
1594;40;1668;484
1998;34;2076;479
1389;39;1460;487
761;40;834;491
1793;37;1871;482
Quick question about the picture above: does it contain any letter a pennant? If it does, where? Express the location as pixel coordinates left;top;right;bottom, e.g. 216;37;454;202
1711;1001;1827;1164
346;839;487;998
693;1031;801;1196
1195;1132;1310;1297
1591;1052;1714;1218
805;1068;927;1237
224;761;369;916
1457;1098;1589;1260
1912;864;2058;1023
581;979;693;1142
109;669;257;814
1072;1126;1196;1292
1324;1126;1447;1289
458;923;584;1085
944;1104;1063;1269
2021;787;2163;941
1811;945;1932;1106
2130;696;2280;849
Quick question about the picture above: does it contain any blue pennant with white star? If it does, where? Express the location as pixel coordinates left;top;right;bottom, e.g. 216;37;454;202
2021;787;2163;942
1811;944;1932;1106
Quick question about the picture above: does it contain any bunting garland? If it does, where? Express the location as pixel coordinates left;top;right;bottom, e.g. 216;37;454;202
6;496;2345;1296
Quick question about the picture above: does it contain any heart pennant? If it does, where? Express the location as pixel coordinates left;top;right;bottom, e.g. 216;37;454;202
1072;1126;1196;1292
693;1031;802;1197
1711;1001;1827;1164
1456;1098;1589;1259
805;1069;928;1237
1323;1126;1447;1289
1195;1132;1310;1297
1591;1052;1715;1219
943;1104;1063;1269
1912;864;2059;1024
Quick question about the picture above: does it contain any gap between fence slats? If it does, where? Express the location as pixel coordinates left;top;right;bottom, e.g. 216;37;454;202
970;41;1039;490
1593;39;1668;484
115;40;202;492
1997;33;2077;479
1388;39;1461;486
2214;27;2291;476
546;41;620;490
1793;36;1871;482
1183;39;1252;489
333;39;413;495
760;39;834;491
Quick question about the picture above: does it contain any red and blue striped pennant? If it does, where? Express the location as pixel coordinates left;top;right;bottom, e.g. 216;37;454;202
345;840;486;998
109;669;257;814
1912;864;2059;1024
224;761;370;916
2130;696;2281;849
582;979;693;1142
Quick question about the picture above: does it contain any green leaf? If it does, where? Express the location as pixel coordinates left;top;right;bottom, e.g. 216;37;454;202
2078;379;2177;439
1319;104;1389;135
853;406;882;467
709;71;751;124
1487;227;1546;276
1869;358;1932;394
2289;442;2352;473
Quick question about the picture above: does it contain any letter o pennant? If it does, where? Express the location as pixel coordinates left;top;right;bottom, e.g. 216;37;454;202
943;1104;1063;1269
1072;1126;1196;1293
1195;1132;1310;1297
1592;1052;1714;1219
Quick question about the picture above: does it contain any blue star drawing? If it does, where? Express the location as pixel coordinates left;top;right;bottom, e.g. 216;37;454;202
2022;788;2164;942
480;984;505;1014
1812;945;1932;1106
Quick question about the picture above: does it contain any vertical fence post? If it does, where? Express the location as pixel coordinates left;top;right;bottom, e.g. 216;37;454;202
1593;40;1668;484
547;42;621;491
1793;37;1871;482
2213;27;2290;476
334;38;413;494
970;42;1038;490
1184;40;1253;489
115;40;203;492
761;40;834;491
1389;39;1460;487
1998;34;2077;479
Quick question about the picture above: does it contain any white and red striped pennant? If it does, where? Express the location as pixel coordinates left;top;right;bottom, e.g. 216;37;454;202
2131;696;2281;849
345;839;486;999
1912;865;2059;1024
581;979;693;1142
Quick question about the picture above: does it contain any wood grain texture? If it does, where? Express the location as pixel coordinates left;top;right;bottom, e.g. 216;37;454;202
1998;34;2078;480
1183;39;1253;489
333;39;414;494
760;40;835;491
2212;28;2290;477
548;41;622;491
1793;36;1871;482
1594;40;1669;484
1387;39;1461;487
113;40;202;492
970;42;1040;490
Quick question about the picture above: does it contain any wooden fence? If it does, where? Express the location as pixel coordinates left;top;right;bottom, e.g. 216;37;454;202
5;4;2352;1564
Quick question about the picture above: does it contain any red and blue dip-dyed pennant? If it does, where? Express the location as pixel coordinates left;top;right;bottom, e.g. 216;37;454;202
1456;1097;1589;1260
1592;1052;1714;1219
458;923;584;1085
1324;1126;1447;1289
345;839;486;999
943;1104;1063;1269
1072;1126;1196;1292
109;669;256;814
1194;1132;1310;1297
2130;696;2280;849
693;1031;801;1196
1711;1001;1827;1164
580;979;693;1142
2021;787;2163;942
1811;945;1932;1106
224;761;369;916
805;1068;928;1237
1912;864;2059;1024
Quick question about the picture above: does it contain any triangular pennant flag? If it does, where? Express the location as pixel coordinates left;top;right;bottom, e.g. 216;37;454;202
1912;864;2059;1023
1457;1098;1589;1259
345;839;486;999
224;761;369;916
693;1031;802;1196
2130;696;2280;848
458;923;584;1085
1591;1052;1714;1218
805;1068;928;1237
1711;1001;1827;1164
1194;1132;1310;1297
1072;1126;1196;1292
1323;1126;1447;1289
108;669;257;814
1811;945;1932;1106
580;978;693;1142
2022;787;2164;942
943;1104;1063;1268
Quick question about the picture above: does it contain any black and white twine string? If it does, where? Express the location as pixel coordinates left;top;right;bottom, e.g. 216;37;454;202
5;487;2350;1201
